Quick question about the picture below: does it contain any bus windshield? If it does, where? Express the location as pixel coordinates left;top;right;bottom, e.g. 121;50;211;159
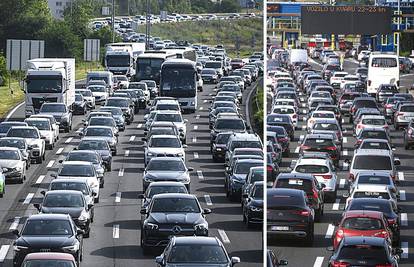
136;58;163;82
161;68;196;97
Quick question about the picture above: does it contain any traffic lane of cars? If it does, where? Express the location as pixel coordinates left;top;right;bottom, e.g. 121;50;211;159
268;84;414;266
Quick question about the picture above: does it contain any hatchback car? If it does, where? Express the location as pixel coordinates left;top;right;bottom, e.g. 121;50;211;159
144;135;186;166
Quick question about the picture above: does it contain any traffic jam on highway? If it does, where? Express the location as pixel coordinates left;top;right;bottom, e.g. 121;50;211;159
266;46;413;267
0;42;264;266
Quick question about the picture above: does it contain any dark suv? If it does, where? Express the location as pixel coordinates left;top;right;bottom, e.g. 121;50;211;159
404;119;414;149
267;188;314;245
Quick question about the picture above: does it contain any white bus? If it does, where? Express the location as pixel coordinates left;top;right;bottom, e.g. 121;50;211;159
367;52;399;95
162;47;197;62
135;51;176;84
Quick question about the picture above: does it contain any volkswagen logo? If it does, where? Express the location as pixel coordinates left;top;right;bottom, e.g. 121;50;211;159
172;225;182;234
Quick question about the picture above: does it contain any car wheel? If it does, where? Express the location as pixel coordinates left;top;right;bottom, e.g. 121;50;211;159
305;223;314;246
107;164;112;171
141;233;151;255
94;196;99;203
84;228;90;238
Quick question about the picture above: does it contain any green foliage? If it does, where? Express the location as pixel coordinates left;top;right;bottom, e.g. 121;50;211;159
63;0;95;39
0;54;9;86
215;0;241;13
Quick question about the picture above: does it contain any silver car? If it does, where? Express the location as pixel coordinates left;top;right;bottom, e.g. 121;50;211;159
80;126;118;155
394;103;414;129
0;147;27;183
144;135;186;166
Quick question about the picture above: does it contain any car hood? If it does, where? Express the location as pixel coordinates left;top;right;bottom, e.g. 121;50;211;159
149;212;203;225
147;147;183;154
145;171;188;180
16;236;74;248
250;199;264;208
41;207;83;218
0;160;22;169
231;173;247;181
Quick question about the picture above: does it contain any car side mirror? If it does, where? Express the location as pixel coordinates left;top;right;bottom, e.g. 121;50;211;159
182;144;188;148
320;183;326;189
87;204;94;210
342;192;350;198
33;203;41;212
50;173;57;178
155;256;164;265
77;229;85;236
187;167;194;172
231;257;241;265
138;194;145;199
92;191;97;197
40;190;46;196
140;208;147;215
12;229;19;237
344;159;350;164
141;137;147;141
58;159;63;163
79;132;84;136
278;260;288;266
242;193;248;199
184;119;188;123
394;158;401;166
203;208;212;214
41;136;46;140
393;248;403;255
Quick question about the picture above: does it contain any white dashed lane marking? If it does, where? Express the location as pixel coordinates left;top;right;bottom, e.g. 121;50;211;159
56;147;64;155
115;192;121;203
23;193;34;204
325;224;335;238
65;137;73;143
401;242;408;259
218;229;230;243
47;160;55;168
401;213;408;226
35;175;45;184
118;168;124;177
124;150;129;157
197;170;204;180
313;257;324;267
9;217;20;230
129;135;135;142
194;152;199;159
113;224;120;238
399;171;405;181
0;245;10;263
400;190;406;201
204;195;213;206
332;199;340;210
194;125;198;130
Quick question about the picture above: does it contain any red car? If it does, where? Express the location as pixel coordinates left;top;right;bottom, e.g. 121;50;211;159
333;210;392;249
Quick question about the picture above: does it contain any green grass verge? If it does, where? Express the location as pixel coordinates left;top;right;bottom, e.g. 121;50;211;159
141;18;263;58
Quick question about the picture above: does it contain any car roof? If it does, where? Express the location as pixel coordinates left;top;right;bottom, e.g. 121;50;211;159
234;147;263;152
341;236;387;246
354;149;391;156
172;236;221;246
45;190;84;196
50;178;88;184
148;157;182;162
305;133;335;139
343;210;383;219
27;213;71;220
152;193;195;199
62;161;93;166
234;158;263;164
268;188;305;196
150;134;179;139
148;181;187;187
297;158;329;165
24;252;75;261
276;173;314;180
356;170;392;177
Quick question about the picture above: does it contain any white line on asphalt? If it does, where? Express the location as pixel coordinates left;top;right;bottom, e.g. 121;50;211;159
65;137;73;143
325;224;335;238
342;161;349;171
301;103;306;108
401;213;408;226
115;192;121;203
300;97;305;102
35;175;45;184
137;123;142;128
23;193;34;204
401;242;408;259
302;116;307;122
113;224;119;238
343;129;347;133
313;256;324;267
9;217;20;230
294;146;300;153
203;99;208;103
399;171;405;181
342;118;345;124
196;115;200;119
302;109;308;114
218;229;230;243
194;125;198;130
204;195;213;206
302;125;307;130
118;168;124;177
124;150;129;157
343;137;348;143
129;135;135;142
197;170;204;179
0;245;10;263
47;160;55;168
199;106;204;110
56;147;64;155
332;199;340;210
339;179;345;189
194;152;199;159
400;190;406;201
5;102;24;121
192;137;197;143
342;150;348;156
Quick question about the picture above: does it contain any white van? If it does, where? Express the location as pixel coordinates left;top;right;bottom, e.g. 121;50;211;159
367;52;399;95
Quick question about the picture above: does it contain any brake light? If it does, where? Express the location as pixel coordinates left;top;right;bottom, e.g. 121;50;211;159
356;139;362;145
397;112;404;117
374;230;389;238
325;146;337;151
312;188;319;200
321;174;332;179
391;174;396;181
349;173;355;181
299;210;310;216
267;165;273;171
383;125;388;129
336;229;344;238
387;218;397;225
292;114;297;118
351;107;356;113
301;145;311;150
385;104;392;109
331;261;350;267
357;124;364;129
278;137;289;142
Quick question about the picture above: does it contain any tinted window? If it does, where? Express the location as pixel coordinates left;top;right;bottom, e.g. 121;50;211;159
360;131;387;140
151;197;200;213
147;186;187;198
401;105;414;112
353;155;392;170
168;244;228;264
147;160;185;171
372;57;397;68
313;123;338;131
304;138;334;147
149;137;180;148
343;217;383;230
358;175;391;185
234;162;262;174
295;165;329;173
78;140;109;150
268;192;305;208
23;260;75;267
50;182;88;195
276;179;312;193
348;200;392;214
85;128;112;137
0;150;19;160
59;165;94;177
353;191;390;199
155;113;182;122
7;129;39;138
0;139;24;149
215;119;245;130
44;194;84;208
338;245;388;262
40;104;66;113
22;220;73;236
67;153;99;164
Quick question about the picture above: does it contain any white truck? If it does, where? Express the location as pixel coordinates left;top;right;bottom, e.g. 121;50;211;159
289;49;308;65
24;58;75;118
104;43;145;77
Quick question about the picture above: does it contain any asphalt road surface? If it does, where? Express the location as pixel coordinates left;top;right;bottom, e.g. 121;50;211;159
268;58;414;267
0;80;263;266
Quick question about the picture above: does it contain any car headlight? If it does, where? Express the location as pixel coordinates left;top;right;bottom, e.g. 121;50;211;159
13;245;28;252
62;242;80;253
91;180;99;188
14;166;23;172
215;147;222;151
144;175;155;182
144;222;158;230
194;223;208;231
61;114;69;122
177;176;190;183
78;211;89;222
250;206;262;212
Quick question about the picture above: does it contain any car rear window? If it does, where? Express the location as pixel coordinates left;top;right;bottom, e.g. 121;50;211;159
275;179;312;193
338;245;388;262
358;175;390;185
313;123;338;131
267;193;305;208
360;141;389;150
295;164;329;174
353;191;390;199
401;105;414;112
360;131;387;140
354;100;377;109
343;217;383;230
361;119;385;125
304;138;334;147
353;155;392;170
313;113;335;119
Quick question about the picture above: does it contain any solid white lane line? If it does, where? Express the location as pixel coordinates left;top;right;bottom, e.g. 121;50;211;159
192;137;197;143
113;224;120;238
401;213;408;226
65;137;73;143
124;150;129;157
137;123;142;128
199;106;204;110
35;175;45;184
197;170;204;180
325;224;335;238
9;217;21;230
129;135;135;142
56;147;64;155
0;245;10;262
342;150;348;156
332;199;340;210
115;192;121;203
118;168;124;177
294;146;300;153
196;115;200;120
399;171;405;181
401;242;408;259
339;179;345;189
204;195;213;206
194;152;199;159
218;229;230;243
194;125;198;130
400;190;406;201
313;257;324;267
47;160;55;168
343;137;347;143
23;193;34;204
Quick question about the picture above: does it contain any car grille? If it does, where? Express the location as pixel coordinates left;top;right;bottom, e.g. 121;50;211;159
155;153;177;157
180;102;188;106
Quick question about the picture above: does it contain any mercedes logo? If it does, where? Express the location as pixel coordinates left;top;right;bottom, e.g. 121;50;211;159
172;225;182;234
278;212;283;216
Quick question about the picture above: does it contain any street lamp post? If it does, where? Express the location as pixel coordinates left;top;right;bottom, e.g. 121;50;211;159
397;0;400;56
112;0;115;42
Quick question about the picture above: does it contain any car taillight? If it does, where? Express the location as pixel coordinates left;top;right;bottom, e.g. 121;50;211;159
278;137;289;142
321;174;332;179
385;104;392;109
292;114;297;118
331;261;350;267
397;112;404;116
357;124;364;129
349;173;355;181
374;230;389;238
351;107;356;113
301;145;311;150
312;189;319;200
299;210;310;216
325;146;337;151
391;174;396;181
356;139;362;144
387;218;397;225
383;125;388;129
267;165;273;171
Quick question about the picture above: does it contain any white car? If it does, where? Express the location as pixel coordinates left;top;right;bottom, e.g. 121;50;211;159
358;50;371;61
329;71;348;88
345;184;397;209
272;99;298;112
25;118;55;150
355;115;389;136
114;75;129;89
308;91;334;107
76;89;96;109
151;111;188;142
5;126;45;164
144;135;186;166
88;85;108;105
53;161;100;203
291;157;338;201
152;99;181;112
271;105;298;128
0;147;27;183
306;111;336;130
29;114;59;142
340;75;360;90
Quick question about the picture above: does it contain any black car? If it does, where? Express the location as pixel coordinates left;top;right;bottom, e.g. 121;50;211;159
12;213;84;267
267;188;314;245
73;94;87;115
39;103;72;132
117;89;140;114
210;115;247;144
105;97;134;124
155;236;240;266
76;138;112;171
267;126;290;156
266;155;279;183
140;193;211;254
328;236;402;267
267;249;288;267
267;114;294;140
242;181;263;228
211;132;233;162
34;190;93;237
300;134;340;166
139;181;188;212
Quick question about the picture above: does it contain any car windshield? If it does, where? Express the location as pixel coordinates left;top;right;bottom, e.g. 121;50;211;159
50;182;89;195
276;179;312;193
0;139;24;149
101;108;123;116
230;141;262;150
360;141;389;150
313;123;338;131
349;201;393;214
343;217;383;230
7;129;38;138
150;137;180;148
362;119;385;125
147;186;187;198
360;131;387;140
250;170;264;183
22;220;73;236
354;191;390;199
59;165;94;177
0;150;19;160
252;184;263;199
295;165;329;173
156;104;180;111
234;162;262;174
151;197;200;213
215;119;245;130
353;155;392;170
147;160;185;171
129;83;146;89
338;245;388;262
106;99;129;107
40;104;66;113
202;69;216;75
155;113;182;122
89;86;106;92
304;138;334;147
168;244;228;264
77;90;92;97
75;95;83;101
67;153;99;164
89;118;115;127
78;140;109;150
26;121;50;130
44;194;84;208
85;128;112;137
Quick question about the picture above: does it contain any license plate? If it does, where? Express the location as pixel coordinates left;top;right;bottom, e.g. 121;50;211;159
271;226;289;231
